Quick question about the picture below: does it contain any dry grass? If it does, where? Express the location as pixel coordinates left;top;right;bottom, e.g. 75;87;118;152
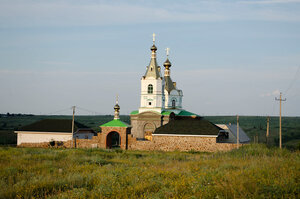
0;144;299;198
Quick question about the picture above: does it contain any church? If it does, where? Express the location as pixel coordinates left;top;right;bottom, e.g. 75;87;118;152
15;34;249;151
130;34;185;140
130;34;219;140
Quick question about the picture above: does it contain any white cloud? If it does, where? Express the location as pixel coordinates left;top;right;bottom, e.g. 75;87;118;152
0;0;300;28
239;0;300;4
38;61;73;66
260;89;280;97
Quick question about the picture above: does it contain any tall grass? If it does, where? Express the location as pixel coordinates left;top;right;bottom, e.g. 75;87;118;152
0;145;299;198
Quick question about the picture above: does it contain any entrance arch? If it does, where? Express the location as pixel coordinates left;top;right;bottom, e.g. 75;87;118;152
106;131;120;148
144;123;155;141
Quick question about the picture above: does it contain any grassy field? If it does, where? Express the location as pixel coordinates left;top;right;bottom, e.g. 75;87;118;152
0;144;299;198
1;115;299;149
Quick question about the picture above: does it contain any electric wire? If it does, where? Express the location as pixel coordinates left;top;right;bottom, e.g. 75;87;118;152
284;65;300;97
44;107;72;115
76;106;104;115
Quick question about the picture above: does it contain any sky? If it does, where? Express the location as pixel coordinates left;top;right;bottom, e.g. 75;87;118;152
0;0;300;116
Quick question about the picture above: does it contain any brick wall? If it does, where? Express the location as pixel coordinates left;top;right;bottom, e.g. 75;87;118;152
128;135;239;152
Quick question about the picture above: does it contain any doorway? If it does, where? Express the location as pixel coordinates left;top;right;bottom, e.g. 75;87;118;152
106;131;120;148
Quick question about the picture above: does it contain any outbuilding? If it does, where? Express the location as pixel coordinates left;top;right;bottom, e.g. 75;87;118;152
15;119;96;146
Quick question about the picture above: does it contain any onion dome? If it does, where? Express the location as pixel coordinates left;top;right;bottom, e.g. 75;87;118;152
151;44;157;52
163;58;172;70
114;103;120;111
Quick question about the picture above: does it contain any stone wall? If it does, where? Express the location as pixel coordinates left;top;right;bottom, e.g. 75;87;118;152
18;132;240;152
130;112;170;139
128;135;239;152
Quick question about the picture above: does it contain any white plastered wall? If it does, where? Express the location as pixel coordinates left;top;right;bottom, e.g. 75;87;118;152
139;77;164;113
164;89;183;109
15;131;72;145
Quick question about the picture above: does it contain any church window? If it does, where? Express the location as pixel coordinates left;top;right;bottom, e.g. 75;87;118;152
148;84;153;94
149;102;152;105
172;100;176;108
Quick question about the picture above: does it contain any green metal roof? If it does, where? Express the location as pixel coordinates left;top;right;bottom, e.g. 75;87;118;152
161;111;172;115
177;110;199;117
100;119;130;127
130;110;199;117
130;110;139;115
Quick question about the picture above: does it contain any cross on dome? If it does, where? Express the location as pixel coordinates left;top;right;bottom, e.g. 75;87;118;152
152;33;156;44
166;47;170;57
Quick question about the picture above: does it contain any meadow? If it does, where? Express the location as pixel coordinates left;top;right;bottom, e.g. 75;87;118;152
0;144;299;198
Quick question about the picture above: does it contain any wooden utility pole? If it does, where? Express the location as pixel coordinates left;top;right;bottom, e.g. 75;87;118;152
254;135;257;144
237;115;239;149
266;116;270;144
71;106;76;148
275;93;286;149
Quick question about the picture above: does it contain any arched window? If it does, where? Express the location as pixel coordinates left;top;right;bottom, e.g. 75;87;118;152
172;99;176;108
148;84;153;94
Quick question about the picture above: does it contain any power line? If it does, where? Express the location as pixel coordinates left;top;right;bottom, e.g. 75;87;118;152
76;106;104;115
285;65;300;96
38;106;103;116
271;99;276;117
44;107;72;115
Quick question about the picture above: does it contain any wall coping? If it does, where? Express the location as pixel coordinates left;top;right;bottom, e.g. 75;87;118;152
152;134;218;137
15;131;72;135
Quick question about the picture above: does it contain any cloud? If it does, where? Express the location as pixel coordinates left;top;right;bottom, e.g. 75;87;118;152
0;1;227;27
0;0;300;28
38;61;73;67
0;69;139;77
239;0;300;4
260;89;280;97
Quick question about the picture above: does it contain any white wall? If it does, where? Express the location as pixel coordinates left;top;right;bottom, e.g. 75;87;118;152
164;89;183;109
15;131;72;145
139;77;164;113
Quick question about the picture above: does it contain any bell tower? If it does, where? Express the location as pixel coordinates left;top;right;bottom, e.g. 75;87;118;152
139;33;165;114
163;48;183;113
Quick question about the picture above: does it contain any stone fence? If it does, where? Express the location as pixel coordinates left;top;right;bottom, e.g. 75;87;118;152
19;133;241;152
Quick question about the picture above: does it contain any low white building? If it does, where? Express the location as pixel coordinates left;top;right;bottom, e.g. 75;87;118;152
15;119;96;145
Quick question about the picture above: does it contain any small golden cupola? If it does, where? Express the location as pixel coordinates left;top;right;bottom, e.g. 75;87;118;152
164;47;172;77
164;58;171;70
163;47;175;93
114;96;120;120
151;44;157;52
164;47;172;71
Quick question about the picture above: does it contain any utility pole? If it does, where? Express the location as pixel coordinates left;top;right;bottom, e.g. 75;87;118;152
71;106;76;148
237;115;239;149
266;116;270;145
275;93;286;149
